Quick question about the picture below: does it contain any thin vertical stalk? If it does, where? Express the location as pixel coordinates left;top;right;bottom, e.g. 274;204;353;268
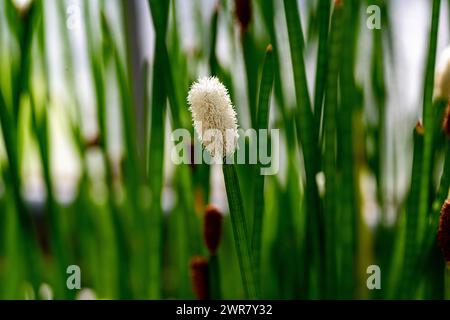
209;255;222;299
322;1;343;298
339;0;358;299
251;45;274;285
148;0;170;299
283;0;324;298
223;163;258;299
401;124;424;299
417;0;441;242
313;0;331;134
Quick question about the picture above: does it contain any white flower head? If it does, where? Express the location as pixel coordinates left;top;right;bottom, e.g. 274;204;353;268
187;76;239;160
435;46;450;101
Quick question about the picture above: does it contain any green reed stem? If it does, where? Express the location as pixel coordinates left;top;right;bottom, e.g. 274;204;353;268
283;0;324;298
322;2;344;298
313;0;331;133
223;163;258;299
147;0;170;299
401;125;424;299
338;0;358;299
209;254;222;299
417;0;441;243
241;11;259;128
251;45;274;285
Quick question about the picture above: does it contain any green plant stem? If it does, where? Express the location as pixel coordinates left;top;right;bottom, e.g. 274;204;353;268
148;0;173;299
338;0;358;299
209;3;220;76
222;163;258;299
242;32;258;128
417;0;441;243
401;125;424;299
446;263;450;300
410;130;450;299
209;254;222;299
283;0;323;298
322;2;344;298
251;45;274;285
149;0;202;298
147;41;167;300
313;0;331;133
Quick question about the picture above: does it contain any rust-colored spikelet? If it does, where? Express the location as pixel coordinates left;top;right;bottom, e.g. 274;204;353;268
415;121;425;135
443;103;450;138
204;205;223;255
189;256;209;300
438;200;450;262
334;0;344;7
234;0;251;32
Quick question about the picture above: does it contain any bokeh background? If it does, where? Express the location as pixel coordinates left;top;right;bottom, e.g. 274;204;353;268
1;0;450;300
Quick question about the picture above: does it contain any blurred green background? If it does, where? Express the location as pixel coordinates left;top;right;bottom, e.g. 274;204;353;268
1;0;450;300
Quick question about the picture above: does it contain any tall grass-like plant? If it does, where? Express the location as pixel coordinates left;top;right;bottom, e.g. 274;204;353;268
322;0;344;298
188;76;258;299
283;0;323;298
251;44;274;285
417;0;441;242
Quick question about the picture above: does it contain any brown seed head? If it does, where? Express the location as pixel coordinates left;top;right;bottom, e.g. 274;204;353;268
204;205;223;255
438;200;450;262
415;121;425;135
234;0;251;32
189;256;209;300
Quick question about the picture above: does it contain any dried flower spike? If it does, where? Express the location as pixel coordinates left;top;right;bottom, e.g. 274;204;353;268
434;46;450;101
187;76;239;160
189;256;209;300
438;199;450;263
234;0;251;32
204;205;223;255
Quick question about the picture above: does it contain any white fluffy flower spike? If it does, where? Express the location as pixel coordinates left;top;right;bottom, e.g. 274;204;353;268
435;46;450;101
187;76;239;160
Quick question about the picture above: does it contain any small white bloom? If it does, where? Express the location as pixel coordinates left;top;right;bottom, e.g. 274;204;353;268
187;76;239;160
434;46;450;101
